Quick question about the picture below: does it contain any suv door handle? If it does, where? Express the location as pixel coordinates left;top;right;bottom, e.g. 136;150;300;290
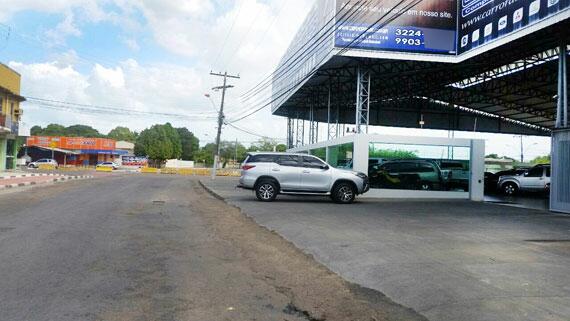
303;170;310;173
271;168;280;172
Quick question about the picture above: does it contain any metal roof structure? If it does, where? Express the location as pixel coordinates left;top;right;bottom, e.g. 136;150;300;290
271;1;570;147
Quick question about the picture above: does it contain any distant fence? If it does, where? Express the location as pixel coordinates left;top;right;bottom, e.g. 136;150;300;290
34;165;240;177
153;168;240;177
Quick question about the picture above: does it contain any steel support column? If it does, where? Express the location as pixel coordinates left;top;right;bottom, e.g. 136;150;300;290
556;45;568;128
296;117;305;147
355;66;371;133
309;102;317;144
287;117;294;148
327;80;339;141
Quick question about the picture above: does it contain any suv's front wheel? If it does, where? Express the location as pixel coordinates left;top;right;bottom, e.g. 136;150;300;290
332;182;356;204
502;182;518;196
255;180;278;202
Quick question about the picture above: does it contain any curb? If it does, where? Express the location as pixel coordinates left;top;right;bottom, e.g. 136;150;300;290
198;180;226;201
0;173;63;180
0;175;94;190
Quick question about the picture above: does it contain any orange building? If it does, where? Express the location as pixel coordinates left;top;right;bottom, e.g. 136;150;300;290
26;136;127;166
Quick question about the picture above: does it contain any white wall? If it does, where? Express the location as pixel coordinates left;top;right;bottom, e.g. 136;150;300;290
289;133;486;201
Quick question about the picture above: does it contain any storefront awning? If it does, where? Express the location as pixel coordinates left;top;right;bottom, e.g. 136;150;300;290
33;146;80;155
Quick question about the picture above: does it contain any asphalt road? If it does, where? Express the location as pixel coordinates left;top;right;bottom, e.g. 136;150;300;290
0;175;425;321
202;177;570;321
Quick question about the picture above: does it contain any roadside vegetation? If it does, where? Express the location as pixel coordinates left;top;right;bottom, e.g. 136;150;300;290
26;123;286;168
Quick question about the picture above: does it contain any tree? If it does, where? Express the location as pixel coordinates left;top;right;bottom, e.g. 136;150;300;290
248;138;280;152
35;124;66;136
194;143;216;166
176;127;199;161
530;155;551;165
29;124;102;137
219;141;247;166
30;125;43;136
275;144;287;152
65;125;102;137
134;123;182;165
369;148;418;159
108;126;137;142
485;154;499;159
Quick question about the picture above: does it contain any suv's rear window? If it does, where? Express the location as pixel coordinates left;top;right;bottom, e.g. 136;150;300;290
246;154;277;163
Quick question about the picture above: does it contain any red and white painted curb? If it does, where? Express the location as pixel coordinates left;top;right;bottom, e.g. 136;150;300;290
0;173;63;180
0;175;94;190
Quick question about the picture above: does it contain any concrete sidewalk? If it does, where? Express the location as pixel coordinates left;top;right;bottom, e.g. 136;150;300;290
0;174;93;190
200;177;570;321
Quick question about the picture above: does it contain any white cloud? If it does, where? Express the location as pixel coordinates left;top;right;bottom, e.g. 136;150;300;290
123;38;140;51
2;0;314;144
45;12;82;46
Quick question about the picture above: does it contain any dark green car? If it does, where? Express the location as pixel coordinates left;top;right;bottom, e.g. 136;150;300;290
369;159;445;191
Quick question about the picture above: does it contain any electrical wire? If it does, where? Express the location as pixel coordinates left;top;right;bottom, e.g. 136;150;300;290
227;0;376;118
239;0;362;102
212;0;246;70
227;0;379;119
226;0;423;123
225;122;285;141
25;96;219;120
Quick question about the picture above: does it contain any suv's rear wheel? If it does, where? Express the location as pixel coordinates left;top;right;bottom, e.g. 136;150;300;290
332;182;356;204
255;180;278;202
502;182;518;196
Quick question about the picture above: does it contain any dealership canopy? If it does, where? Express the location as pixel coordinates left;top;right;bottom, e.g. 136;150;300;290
270;0;570;146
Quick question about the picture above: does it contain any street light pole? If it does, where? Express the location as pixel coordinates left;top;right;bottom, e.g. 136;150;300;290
209;71;240;179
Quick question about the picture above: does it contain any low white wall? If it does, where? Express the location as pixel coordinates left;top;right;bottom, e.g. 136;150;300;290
165;159;195;168
289;133;485;201
363;189;469;199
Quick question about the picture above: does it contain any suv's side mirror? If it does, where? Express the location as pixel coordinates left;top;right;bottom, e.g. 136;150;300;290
320;165;330;170
523;172;528;177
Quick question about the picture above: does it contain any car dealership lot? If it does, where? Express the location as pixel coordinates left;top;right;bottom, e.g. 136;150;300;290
202;177;570;321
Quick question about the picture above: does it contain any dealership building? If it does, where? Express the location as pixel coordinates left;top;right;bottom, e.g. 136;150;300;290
273;0;569;212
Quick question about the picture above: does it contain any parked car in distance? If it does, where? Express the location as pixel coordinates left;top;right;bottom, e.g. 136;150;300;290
438;160;469;191
28;158;58;169
497;164;550;195
238;152;369;204
369;159;445;191
96;162;119;170
484;168;528;193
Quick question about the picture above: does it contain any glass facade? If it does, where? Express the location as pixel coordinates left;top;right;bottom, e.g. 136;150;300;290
309;147;326;160
328;142;353;169
368;143;471;192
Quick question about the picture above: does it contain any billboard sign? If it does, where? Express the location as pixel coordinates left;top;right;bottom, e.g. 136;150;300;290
334;0;458;54
458;0;570;54
27;136;116;151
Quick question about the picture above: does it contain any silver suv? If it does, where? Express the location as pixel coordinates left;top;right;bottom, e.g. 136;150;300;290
497;164;550;195
238;152;369;203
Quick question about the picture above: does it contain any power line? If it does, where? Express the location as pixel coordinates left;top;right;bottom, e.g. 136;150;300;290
227;0;377;120
223;1;265;70
212;1;245;70
25;96;219;120
245;0;289;63
238;0;362;102
227;0;423;123
226;122;285;141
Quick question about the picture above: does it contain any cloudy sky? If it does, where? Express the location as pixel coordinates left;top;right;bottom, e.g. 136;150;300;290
0;0;551;160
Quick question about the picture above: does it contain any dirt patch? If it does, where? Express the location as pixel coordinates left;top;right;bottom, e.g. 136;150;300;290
190;181;427;321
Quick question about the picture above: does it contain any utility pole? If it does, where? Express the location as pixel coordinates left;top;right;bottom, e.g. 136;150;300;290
520;135;524;163
210;71;240;178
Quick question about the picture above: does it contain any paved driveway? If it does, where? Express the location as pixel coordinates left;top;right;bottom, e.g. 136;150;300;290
201;177;570;321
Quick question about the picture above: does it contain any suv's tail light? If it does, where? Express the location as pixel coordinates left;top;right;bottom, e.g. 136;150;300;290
242;164;256;170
